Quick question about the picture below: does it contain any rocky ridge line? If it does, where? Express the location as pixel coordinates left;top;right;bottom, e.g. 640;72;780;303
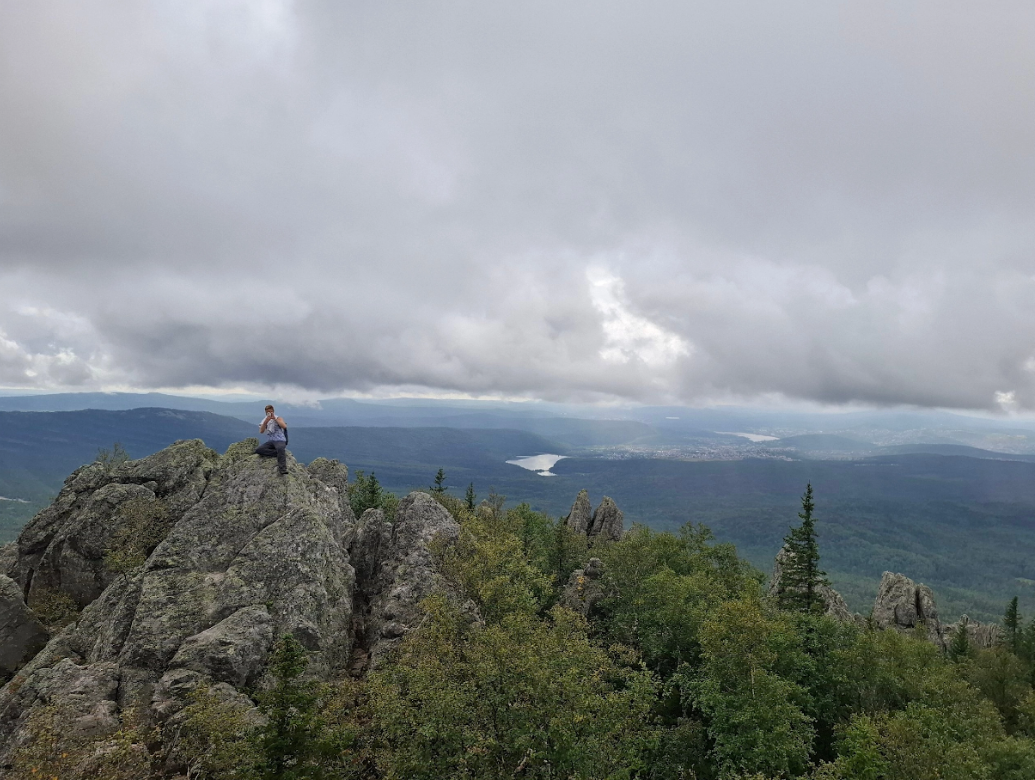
0;439;462;774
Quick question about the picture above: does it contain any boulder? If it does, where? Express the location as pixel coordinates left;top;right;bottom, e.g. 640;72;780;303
872;572;946;649
588;497;623;543
0;575;48;677
565;490;593;535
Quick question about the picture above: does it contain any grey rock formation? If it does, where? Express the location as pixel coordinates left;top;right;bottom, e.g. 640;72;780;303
0;543;16;578
0;441;395;769
945;615;1003;650
560;557;607;617
565;489;593;535
0;575;48;678
350;493;461;672
588;497;623;543
9;440;219;609
767;546;855;622
872;572;946;649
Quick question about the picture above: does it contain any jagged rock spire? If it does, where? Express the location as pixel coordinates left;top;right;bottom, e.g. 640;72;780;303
565;489;592;535
564;490;624;544
589;497;623;543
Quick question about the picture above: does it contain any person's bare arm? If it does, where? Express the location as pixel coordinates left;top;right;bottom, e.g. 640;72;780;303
275;416;287;430
260;413;273;433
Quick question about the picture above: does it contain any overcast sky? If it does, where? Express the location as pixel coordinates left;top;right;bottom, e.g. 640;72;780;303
2;1;1035;410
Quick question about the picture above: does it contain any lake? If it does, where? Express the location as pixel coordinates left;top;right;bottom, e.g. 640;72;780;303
506;454;568;477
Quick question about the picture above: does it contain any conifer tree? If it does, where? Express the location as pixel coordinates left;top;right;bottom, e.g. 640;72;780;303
431;468;446;495
776;483;829;613
465;482;476;510
949;621;971;662
1004;596;1021;653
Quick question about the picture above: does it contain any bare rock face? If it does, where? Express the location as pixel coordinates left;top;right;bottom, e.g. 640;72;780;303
589;497;624;543
565;490;593;535
560;557;607;617
0;575;48;678
350;493;461;671
767;546;855;622
872;572;946;649
9;440;219;609
306;458;356;529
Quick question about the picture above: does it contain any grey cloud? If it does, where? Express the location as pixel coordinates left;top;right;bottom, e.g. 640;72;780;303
2;1;1035;409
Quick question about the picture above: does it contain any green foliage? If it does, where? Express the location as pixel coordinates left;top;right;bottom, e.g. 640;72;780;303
94;441;130;471
593;523;758;676
777;484;829;614
965;646;1030;732
8;703;156;779
948;622;972;662
253;634;359;780
348;470;399;521
435;499;553;623
27;585;80;630
1005;596;1022;652
687;598;815;778
177;686;261;779
367;597;658;780
103;496;171;573
430;467;446;494
465;481;476;510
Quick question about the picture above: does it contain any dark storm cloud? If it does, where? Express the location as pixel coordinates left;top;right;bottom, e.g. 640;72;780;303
2;1;1035;409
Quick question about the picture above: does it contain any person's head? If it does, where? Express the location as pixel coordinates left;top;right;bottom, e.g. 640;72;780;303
265;404;275;415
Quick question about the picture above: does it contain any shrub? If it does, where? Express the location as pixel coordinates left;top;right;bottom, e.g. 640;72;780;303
103;496;171;573
27;585;80;630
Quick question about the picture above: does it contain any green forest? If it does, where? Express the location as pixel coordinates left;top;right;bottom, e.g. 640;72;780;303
19;482;1035;780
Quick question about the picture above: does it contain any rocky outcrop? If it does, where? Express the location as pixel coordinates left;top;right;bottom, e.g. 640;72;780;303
0;440;462;773
560;558;606;617
565;491;624;544
8;440;219;609
565;490;592;535
767;546;854;622
589;497;624;543
0;575;48;678
350;493;461;672
872;572;946;650
945;615;1003;650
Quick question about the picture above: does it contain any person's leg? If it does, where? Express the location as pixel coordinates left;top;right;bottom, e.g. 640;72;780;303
255;440;276;458
274;441;287;473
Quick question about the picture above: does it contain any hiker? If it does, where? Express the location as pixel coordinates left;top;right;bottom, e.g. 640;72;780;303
256;404;289;474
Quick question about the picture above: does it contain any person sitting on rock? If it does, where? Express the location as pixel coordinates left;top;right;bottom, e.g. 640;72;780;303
255;404;289;474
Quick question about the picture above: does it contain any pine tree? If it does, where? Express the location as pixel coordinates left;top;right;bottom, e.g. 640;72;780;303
431;468;446;495
949;620;971;662
465;483;476;510
776;483;829;614
254;635;330;779
1004;596;1021;653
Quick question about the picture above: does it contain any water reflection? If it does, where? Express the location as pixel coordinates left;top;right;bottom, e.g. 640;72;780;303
506;454;567;477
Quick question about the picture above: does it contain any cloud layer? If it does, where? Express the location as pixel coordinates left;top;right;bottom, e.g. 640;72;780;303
2;1;1035;409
